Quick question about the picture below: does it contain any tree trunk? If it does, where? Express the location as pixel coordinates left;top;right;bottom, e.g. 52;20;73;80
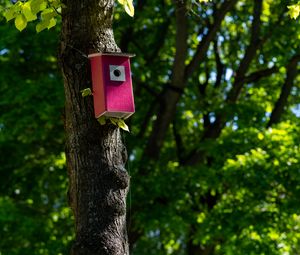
59;1;130;255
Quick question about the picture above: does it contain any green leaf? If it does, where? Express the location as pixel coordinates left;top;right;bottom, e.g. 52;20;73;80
47;18;57;29
80;88;92;97
51;0;61;8
35;8;57;32
35;6;57;32
117;0;134;17
117;119;130;132
97;116;106;125
109;118;118;125
4;7;17;22
41;8;55;20
15;14;27;31
36;20;49;33
30;0;47;14
22;2;37;22
107;118;129;131
287;4;300;19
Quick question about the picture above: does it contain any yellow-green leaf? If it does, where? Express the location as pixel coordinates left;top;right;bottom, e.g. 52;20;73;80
287;4;300;19
118;0;134;17
41;8;55;20
109;118;118;125
80;88;92;97
22;2;37;22
51;0;61;8
117;0;125;5
124;0;134;17
4;7;17;21
258;133;264;140
97;116;106;125
36;20;49;33
47;18;57;29
15;14;27;31
117;119;130;132
30;0;47;14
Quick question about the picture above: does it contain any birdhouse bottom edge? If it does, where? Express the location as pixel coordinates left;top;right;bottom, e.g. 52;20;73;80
96;111;134;119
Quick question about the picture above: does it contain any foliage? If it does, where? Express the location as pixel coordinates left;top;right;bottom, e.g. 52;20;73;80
97;116;130;132
80;88;92;97
287;2;300;19
0;19;73;254
1;0;300;255
2;0;134;33
3;0;61;32
118;0;135;17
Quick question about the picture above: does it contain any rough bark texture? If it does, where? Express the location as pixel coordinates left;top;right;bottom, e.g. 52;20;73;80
59;1;130;255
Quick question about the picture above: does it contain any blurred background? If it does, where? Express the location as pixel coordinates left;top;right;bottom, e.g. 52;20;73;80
1;0;300;254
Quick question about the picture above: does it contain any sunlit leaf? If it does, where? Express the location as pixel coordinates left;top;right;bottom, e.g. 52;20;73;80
47;18;57;29
117;119;130;132
15;14;27;31
30;0;47;14
4;7;17;22
80;88;92;97
288;4;300;19
22;2;37;22
118;0;134;17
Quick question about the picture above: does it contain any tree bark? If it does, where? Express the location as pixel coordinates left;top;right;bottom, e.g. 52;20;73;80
59;1;130;255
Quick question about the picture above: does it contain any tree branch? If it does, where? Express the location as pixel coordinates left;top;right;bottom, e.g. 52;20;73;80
134;79;160;98
213;40;225;88
137;99;159;139
226;0;263;103
205;0;263;136
267;54;300;127
242;66;279;84
198;63;210;95
172;120;185;164
142;0;238;161
144;18;171;63
143;0;189;160
184;0;238;80
183;0;264;165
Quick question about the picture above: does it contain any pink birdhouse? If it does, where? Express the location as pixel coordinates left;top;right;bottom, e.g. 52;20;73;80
88;52;135;119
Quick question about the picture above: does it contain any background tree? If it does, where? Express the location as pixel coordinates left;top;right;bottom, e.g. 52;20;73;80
1;0;300;255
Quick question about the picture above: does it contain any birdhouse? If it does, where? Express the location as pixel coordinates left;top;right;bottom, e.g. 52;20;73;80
88;52;135;119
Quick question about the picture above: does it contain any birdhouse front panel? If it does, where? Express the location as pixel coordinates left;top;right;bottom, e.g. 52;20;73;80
89;53;135;119
102;55;134;115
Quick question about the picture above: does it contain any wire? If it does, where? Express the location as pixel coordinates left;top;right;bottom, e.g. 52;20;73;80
66;44;89;59
122;131;132;231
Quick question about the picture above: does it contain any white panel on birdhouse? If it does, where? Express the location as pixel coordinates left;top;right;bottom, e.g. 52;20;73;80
109;65;126;82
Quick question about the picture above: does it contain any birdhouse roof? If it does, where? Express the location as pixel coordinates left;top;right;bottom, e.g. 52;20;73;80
88;52;135;58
